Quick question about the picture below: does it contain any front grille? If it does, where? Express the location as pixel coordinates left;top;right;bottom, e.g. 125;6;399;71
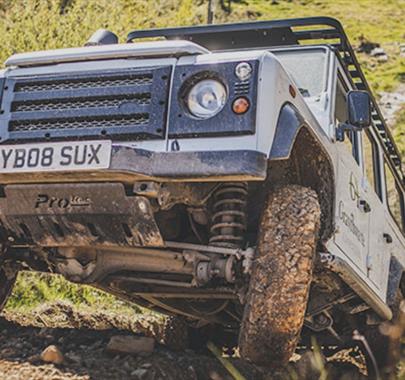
10;114;150;132
14;74;153;92
1;66;170;142
12;94;151;112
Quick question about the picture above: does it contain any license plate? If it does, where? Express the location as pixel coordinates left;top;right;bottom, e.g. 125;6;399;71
0;140;112;173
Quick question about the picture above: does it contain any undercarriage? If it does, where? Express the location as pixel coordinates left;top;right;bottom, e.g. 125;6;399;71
1;180;261;326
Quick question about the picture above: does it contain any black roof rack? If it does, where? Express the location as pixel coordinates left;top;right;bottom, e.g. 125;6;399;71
127;17;404;187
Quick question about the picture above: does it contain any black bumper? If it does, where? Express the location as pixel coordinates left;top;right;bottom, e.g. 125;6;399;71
0;147;268;184
110;147;267;180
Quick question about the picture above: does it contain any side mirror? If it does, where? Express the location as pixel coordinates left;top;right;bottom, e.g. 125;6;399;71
336;90;372;142
347;90;371;129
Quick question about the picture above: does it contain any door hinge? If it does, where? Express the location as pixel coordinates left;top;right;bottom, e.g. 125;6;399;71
383;233;393;244
358;199;371;213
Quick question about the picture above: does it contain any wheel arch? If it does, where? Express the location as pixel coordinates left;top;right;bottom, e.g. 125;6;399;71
268;103;335;241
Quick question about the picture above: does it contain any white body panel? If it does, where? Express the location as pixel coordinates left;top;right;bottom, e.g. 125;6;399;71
5;41;209;67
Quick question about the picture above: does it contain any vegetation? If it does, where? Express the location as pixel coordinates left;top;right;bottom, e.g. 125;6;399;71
0;0;404;310
0;0;403;91
7;271;141;313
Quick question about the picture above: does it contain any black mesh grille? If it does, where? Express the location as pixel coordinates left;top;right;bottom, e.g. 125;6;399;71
12;94;151;112
2;66;170;141
14;74;153;92
10;114;150;132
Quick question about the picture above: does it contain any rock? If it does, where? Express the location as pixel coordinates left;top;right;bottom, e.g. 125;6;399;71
209;371;223;380
370;47;388;62
130;368;149;379
377;54;388;63
370;47;386;57
40;345;64;365
357;36;379;54
106;335;155;355
378;84;405;127
401;44;405;57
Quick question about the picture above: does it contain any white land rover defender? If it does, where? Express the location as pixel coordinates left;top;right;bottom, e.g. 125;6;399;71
0;17;404;374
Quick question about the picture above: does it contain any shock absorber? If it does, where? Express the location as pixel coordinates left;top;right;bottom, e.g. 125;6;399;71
209;182;248;248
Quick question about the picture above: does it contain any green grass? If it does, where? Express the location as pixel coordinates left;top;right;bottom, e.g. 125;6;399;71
0;0;404;310
6;271;141;313
0;0;403;92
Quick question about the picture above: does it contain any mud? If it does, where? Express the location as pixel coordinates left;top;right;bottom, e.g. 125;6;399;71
239;185;321;367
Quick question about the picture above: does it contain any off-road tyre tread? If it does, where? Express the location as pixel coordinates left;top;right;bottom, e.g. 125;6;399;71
239;185;321;367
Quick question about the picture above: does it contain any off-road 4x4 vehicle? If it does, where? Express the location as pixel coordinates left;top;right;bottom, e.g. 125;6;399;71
0;17;404;373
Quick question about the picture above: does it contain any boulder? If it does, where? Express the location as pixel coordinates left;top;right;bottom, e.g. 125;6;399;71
106;335;155;355
40;345;64;365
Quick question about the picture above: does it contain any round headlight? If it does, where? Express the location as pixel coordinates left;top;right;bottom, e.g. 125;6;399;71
186;79;227;119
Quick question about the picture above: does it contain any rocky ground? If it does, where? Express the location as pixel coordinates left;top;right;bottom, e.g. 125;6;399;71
0;302;370;380
379;83;405;128
0;302;261;380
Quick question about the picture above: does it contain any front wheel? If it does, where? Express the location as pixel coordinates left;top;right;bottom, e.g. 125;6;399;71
239;185;321;367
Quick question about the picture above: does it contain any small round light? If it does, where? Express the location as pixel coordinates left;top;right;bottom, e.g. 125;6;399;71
235;62;252;81
187;79;227;119
232;97;250;114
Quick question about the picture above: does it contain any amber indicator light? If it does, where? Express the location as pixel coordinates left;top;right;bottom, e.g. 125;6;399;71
232;97;250;114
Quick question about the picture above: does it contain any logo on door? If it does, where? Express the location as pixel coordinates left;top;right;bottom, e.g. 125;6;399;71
349;172;360;202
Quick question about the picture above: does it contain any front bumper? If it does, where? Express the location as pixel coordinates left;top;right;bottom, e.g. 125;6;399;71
0;147;268;184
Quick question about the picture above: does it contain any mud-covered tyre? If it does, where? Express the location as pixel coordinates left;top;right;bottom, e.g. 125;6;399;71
0;267;17;311
239;185;321;367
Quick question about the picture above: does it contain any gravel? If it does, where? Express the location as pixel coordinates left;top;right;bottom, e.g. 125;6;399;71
0;302;265;380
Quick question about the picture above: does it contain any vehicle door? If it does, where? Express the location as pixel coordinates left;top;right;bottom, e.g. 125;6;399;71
333;73;369;274
361;129;390;296
379;159;405;298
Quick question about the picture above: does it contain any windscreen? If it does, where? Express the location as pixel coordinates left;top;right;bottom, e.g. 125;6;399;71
273;48;328;97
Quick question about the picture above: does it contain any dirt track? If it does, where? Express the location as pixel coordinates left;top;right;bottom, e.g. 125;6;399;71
0;302;368;380
0;302;266;380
